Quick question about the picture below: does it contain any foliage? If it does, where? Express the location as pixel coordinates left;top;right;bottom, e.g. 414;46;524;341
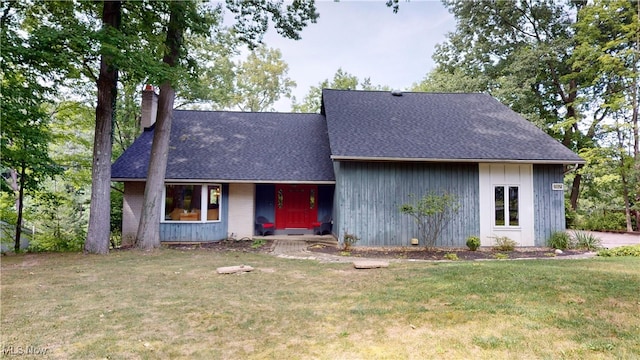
291;68;389;113
26;181;88;252
399;191;460;250
341;230;359;251
251;238;266;249
427;0;640;217
548;231;572;250
574;210;627;231
492;236;517;252
598;245;640;257
572;231;602;251
443;253;459;261
231;45;296;112
493;253;509;260
465;236;480;251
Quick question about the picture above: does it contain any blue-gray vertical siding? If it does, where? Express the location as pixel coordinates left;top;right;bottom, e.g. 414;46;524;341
255;184;276;222
533;164;566;246
334;162;480;247
160;184;229;242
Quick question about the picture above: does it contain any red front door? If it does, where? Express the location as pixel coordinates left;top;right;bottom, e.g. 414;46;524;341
275;185;318;229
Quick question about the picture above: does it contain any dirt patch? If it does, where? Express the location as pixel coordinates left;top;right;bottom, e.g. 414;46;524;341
162;239;275;253
307;244;590;260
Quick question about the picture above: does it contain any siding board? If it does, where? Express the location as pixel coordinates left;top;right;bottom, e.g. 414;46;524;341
334;162;480;247
533;164;566;246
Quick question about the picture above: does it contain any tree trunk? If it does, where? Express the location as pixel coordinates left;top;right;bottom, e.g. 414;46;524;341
136;3;184;250
14;163;26;253
84;1;122;254
135;83;176;249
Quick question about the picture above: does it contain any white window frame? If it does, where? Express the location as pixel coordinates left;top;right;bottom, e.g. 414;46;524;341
161;183;222;223
493;184;520;228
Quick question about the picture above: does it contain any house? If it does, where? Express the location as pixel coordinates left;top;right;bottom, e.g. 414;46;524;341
111;87;584;247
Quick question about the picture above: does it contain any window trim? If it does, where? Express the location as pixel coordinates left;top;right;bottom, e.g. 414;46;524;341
493;184;520;228
161;183;222;223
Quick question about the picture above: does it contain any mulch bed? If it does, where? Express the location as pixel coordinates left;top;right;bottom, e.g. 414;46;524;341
306;244;590;261
163;239;589;260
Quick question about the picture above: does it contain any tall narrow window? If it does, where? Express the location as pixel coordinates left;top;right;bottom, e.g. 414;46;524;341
508;186;519;226
494;185;519;227
494;186;505;226
207;185;220;221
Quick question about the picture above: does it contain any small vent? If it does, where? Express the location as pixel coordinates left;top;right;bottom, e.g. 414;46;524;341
391;89;403;96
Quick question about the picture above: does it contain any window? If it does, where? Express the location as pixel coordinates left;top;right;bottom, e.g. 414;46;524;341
494;185;519;227
164;184;221;222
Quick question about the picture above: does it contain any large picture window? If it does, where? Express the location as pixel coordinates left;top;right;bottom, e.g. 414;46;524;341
494;185;519;227
164;184;221;222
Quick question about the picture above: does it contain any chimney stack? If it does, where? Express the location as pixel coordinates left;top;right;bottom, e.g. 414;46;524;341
140;84;158;131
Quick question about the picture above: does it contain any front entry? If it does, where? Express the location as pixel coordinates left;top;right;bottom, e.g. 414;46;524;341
479;164;534;246
275;184;318;229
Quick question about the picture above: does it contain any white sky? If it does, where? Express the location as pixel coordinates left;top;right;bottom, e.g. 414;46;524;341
258;1;457;112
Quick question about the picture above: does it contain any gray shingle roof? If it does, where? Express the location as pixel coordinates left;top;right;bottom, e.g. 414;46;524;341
111;111;335;182
321;89;584;164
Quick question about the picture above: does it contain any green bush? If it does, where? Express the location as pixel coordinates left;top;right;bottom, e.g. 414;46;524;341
494;253;509;259
548;231;572;249
575;210;626;231
572;231;602;251
493;236;517;251
466;236;480;251
444;253;459;261
597;245;640;257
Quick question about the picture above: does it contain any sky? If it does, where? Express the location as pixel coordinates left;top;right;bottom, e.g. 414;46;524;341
256;1;457;112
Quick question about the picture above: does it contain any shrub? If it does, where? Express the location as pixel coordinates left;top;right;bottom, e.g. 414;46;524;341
466;236;480;251
251;239;266;249
493;236;517;251
443;253;459;261
598;245;640;257
575;210;626;231
494;253;509;259
547;231;572;249
572;231;602;251
399;190;460;250
342;231;360;251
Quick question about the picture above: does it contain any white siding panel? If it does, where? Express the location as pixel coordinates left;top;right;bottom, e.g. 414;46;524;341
228;183;255;239
122;182;145;246
479;164;534;246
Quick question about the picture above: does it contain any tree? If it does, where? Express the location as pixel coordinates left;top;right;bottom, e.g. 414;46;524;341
135;0;319;249
292;68;387;113
84;1;122;254
571;0;639;231
428;0;593;210
136;1;191;250
1;2;63;252
231;45;296;112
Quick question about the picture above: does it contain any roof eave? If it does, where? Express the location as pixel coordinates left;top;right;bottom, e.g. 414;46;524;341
330;155;586;165
111;177;336;184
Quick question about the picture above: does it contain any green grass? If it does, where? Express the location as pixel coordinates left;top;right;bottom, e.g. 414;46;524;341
1;250;639;359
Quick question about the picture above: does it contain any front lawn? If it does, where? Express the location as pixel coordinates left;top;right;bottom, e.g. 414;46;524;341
1;250;639;359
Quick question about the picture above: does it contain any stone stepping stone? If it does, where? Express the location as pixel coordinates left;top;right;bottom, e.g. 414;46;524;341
353;260;389;269
217;265;254;274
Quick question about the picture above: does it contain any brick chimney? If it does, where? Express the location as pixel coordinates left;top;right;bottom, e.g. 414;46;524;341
140;84;158;131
